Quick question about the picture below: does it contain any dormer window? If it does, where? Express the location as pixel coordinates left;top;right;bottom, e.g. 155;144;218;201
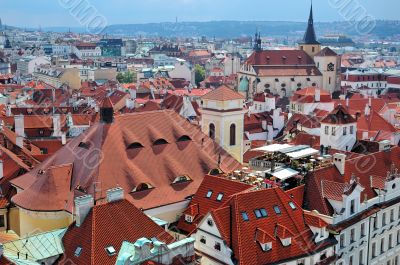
177;135;191;142
132;183;153;192
127;142;144;149
78;142;90;149
153;139;168;145
350;199;355;215
261;243;272;252
173;175;191;184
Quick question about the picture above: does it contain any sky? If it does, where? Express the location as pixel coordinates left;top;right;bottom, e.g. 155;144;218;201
1;0;398;28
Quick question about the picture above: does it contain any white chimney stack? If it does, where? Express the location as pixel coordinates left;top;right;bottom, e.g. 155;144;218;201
75;195;94;227
16;136;24;148
106;187;124;203
61;133;67;145
0;160;3;179
14;114;25;137
262;120;267;130
333;153;346;175
52;114;62;137
315;89;321;102
364;104;370;116
346;98;349;107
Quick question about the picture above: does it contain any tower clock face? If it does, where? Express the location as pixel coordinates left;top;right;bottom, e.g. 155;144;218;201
327;63;335;71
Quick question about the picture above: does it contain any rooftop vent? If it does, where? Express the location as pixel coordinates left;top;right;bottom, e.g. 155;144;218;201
105;246;116;256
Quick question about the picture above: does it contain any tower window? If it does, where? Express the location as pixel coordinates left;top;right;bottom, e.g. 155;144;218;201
312;46;315;53
209;123;215;140
230;124;236;146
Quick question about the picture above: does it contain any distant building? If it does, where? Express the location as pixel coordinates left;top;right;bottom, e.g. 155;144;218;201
238;4;340;98
319;34;355;47
33;65;80;90
16;56;50;75
98;38;123;57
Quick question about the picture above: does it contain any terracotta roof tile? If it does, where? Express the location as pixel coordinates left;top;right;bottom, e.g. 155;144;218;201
62;199;174;265
202;85;244;101
11;110;241;212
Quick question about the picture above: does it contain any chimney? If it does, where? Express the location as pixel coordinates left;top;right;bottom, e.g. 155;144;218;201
74;195;94;227
362;131;369;140
346;98;349;108
14;114;25;137
333;153;346;175
6;105;11;117
315;89;321;102
16;136;24;148
61;133;67;145
106;187;124;203
261;120;267;130
379;140;391;152
364;104;370;116
0;160;3;179
52;114;61;137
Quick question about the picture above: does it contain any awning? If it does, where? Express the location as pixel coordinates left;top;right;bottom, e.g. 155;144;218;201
265;167;299;181
286;147;319;159
253;144;292;153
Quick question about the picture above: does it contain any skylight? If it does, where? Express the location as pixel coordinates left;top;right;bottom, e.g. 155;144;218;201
216;193;224;201
74;247;82;257
241;212;249;221
289;202;297;210
254;209;262;219
206;190;213;198
254;208;268;219
260;208;268;217
273;205;282;215
105;246;116;256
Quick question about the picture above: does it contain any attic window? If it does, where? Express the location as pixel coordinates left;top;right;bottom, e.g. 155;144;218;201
254;208;268;219
105;246;116;256
127;142;144;149
78;142;90;149
74;247;82;257
177;135;191;142
289;202;297;210
273;205;282;215
216;193;224;201
153;139;168;146
206;190;213;198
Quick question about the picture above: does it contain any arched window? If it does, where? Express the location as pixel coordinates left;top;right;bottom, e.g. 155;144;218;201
209;123;215;140
230;124;236;146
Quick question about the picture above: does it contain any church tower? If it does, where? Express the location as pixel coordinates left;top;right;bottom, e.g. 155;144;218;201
299;3;321;58
200;85;247;163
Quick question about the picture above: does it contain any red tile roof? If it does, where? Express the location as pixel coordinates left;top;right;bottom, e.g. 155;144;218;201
176;175;253;233
209;188;335;265
315;47;337;57
304;147;400;216
202;85;244;101
11;110;241;212
320;105;356;125
304;212;328;228
291;87;332;103
245;50;315;65
62;199;175;265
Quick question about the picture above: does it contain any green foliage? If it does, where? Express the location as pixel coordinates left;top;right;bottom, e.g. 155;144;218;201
117;71;136;84
194;64;205;87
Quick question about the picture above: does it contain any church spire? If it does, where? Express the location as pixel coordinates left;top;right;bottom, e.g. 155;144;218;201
301;2;320;45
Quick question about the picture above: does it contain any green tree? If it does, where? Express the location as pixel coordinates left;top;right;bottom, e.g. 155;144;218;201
194;64;205;87
117;71;136;84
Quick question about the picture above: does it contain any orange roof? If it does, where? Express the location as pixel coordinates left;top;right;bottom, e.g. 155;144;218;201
209;188;335;265
320;105;356;125
202;85;244;101
11;110;241;212
62;199;175;265
176;175;253;233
